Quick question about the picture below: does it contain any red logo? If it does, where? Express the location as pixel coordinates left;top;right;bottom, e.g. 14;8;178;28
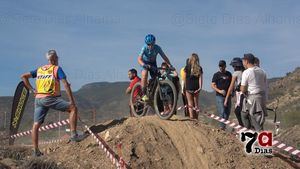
257;132;272;147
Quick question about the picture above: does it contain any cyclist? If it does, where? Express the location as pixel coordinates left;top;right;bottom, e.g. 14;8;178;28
138;34;172;101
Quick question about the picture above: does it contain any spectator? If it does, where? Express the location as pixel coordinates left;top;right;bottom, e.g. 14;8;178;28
160;62;179;94
159;62;179;115
180;59;189;117
126;68;141;117
184;53;203;119
224;57;245;127
254;57;260;67
241;53;268;131
211;60;232;130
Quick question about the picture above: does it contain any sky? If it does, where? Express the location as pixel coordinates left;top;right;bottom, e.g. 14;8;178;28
1;0;299;96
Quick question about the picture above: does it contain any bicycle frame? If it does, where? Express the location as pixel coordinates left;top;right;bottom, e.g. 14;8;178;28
146;67;175;101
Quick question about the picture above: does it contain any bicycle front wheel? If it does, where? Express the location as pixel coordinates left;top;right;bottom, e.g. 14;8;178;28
154;80;178;120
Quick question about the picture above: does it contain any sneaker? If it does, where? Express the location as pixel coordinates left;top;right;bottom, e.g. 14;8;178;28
33;149;44;157
141;95;149;102
70;133;87;142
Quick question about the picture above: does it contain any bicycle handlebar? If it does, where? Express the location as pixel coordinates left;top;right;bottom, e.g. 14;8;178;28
157;67;176;71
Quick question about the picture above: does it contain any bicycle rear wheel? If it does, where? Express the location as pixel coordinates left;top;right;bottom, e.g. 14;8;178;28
154;80;178;120
130;82;148;117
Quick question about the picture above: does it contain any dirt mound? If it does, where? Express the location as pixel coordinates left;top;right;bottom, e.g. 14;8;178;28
278;125;300;150
37;116;294;169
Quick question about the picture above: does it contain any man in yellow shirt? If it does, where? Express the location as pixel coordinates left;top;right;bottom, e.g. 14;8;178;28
21;50;84;157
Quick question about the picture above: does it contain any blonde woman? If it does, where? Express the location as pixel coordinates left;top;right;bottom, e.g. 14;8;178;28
184;53;203;119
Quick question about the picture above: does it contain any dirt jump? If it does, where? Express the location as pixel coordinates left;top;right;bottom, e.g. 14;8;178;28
15;116;292;169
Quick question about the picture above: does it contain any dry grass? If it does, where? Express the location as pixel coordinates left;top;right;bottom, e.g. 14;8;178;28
21;158;65;169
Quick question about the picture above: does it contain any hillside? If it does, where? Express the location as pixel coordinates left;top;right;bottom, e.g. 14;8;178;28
1;67;300;132
0;116;295;169
267;67;300;128
0;82;215;132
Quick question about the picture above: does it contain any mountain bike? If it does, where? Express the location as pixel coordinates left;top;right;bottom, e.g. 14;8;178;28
130;67;178;120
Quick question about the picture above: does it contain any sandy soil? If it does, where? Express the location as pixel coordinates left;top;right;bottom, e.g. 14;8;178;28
0;116;297;169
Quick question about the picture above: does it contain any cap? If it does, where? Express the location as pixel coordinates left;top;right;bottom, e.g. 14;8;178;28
230;57;243;67
219;60;226;67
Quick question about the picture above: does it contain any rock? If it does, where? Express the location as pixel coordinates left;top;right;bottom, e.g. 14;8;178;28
197;146;205;153
104;131;110;141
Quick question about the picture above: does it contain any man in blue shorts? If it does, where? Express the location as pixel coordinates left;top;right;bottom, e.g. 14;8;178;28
138;34;172;101
21;50;84;157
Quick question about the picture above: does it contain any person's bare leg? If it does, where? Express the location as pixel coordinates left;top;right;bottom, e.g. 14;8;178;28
193;93;199;119
186;92;195;119
129;104;133;117
141;70;148;95
182;93;189;117
163;105;169;114
68;104;78;134
32;122;41;151
168;103;172;112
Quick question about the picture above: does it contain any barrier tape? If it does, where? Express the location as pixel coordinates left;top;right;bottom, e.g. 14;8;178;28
9;117;127;168
10;119;70;139
177;105;300;158
21;138;66;147
33;123;128;169
84;124;128;169
39;139;65;145
9;105;298;166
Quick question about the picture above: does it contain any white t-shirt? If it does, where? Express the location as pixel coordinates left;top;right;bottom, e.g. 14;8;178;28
241;66;267;94
232;70;242;88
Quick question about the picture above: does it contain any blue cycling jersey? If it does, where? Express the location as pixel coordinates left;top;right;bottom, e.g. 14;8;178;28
139;44;167;64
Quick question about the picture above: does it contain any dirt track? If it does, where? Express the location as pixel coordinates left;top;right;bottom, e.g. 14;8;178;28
34;116;294;169
0;116;297;168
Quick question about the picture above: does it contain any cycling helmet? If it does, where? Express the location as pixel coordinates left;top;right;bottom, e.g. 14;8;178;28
145;34;156;45
230;57;243;67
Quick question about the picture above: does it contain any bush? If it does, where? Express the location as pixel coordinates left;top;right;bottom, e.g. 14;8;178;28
0;147;30;161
